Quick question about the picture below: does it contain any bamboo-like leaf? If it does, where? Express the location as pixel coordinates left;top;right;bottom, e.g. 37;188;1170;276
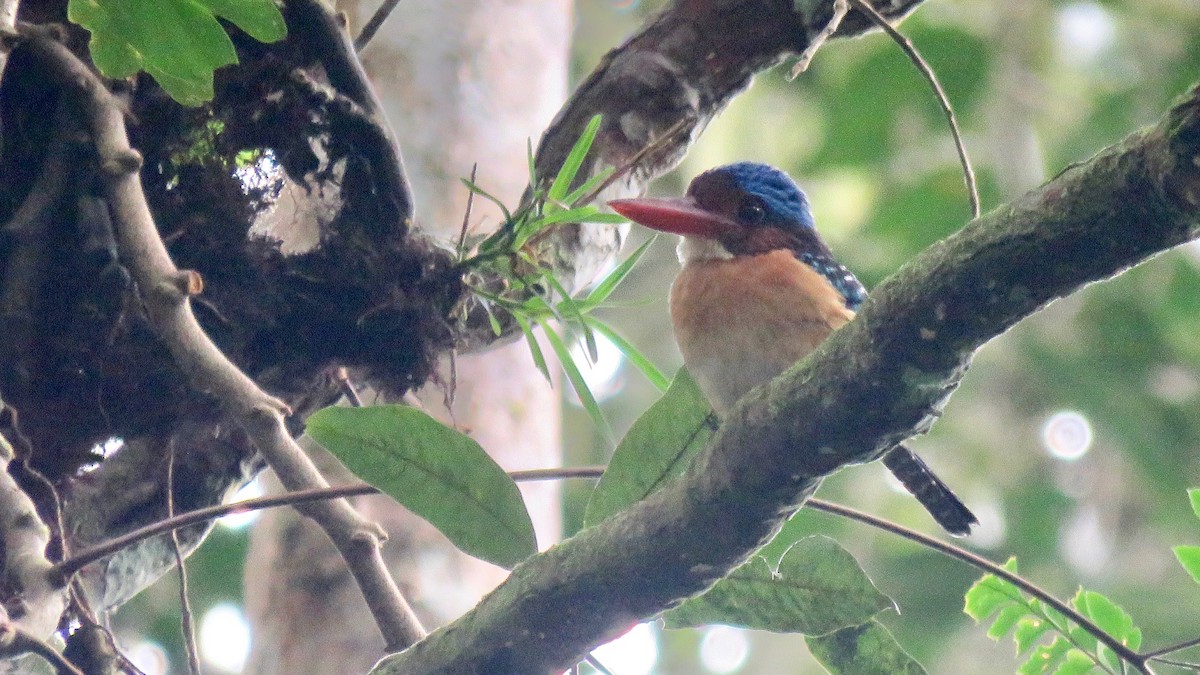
514;314;551;383
307;406;536;569
542;273;597;362
537;317;614;442
460;177;513;224
547;114;602;206
565;165;616;206
579;237;656;312
583;317;669;392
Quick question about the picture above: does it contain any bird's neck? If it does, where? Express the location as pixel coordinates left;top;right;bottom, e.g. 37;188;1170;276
675;236;733;265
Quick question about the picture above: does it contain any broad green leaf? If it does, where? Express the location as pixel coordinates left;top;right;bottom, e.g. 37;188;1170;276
307;406;536;569
68;0;285;106
584;317;670;392
547;114;602;204
1174;544;1200;584
807;620;927;675
537;318;614;443
663;536;894;634
1189;488;1200;520
584;368;712;526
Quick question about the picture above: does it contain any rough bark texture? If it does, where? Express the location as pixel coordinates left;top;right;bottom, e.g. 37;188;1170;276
376;86;1200;675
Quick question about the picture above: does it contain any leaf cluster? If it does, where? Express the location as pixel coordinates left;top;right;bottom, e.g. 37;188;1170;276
456;115;667;438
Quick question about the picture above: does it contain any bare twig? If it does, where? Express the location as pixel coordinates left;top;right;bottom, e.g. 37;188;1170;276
847;0;980;218
18;33;425;651
353;0;402;52
1142;635;1200;660
335;367;364;408
788;0;849;78
167;450;201;675
0;623;85;675
52;466;608;582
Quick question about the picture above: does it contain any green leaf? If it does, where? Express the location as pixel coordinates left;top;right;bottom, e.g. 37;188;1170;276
68;0;286;106
579;237;655;312
460;178;514;224
514;314;551;382
807;620;927;675
1073;590;1141;650
1189;488;1200;520
537;318;614;443
584;317;670;392
547;114;602;205
964;557;1021;621
1053;649;1097;675
1014;616;1052;655
584;368;712;526
987;603;1027;640
1019;638;1071;675
564;165;616;206
1175;544;1200;584
663;536;894;634
306;406;536;569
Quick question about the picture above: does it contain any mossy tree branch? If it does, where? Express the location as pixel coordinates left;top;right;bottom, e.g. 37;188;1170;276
377;85;1200;675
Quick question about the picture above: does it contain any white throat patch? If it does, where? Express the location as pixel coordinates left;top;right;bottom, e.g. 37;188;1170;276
676;236;733;264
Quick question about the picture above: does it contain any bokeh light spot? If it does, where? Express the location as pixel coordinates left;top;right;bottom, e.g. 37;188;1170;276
1056;2;1116;66
126;640;169;675
699;625;750;674
200;603;251;673
590;622;658;675
219;478;264;530
566;330;625;404
1042;410;1093;461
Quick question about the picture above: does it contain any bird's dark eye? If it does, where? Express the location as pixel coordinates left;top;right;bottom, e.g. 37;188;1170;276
737;197;767;224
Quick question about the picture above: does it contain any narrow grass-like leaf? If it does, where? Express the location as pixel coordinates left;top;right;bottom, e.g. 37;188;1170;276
307;406;536;569
565;165;616;206
527;137;537;189
542;272;597;363
537;317;614;442
580;237;655;312
584;368;712;526
663;536;895;634
514;314;551;383
584;317;669;392
807;621;927;675
547;114;602;205
460;178;513;224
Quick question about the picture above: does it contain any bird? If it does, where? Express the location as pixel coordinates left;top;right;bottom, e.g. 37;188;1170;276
609;162;977;536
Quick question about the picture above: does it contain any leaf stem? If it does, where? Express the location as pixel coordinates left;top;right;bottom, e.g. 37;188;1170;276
804;499;1150;674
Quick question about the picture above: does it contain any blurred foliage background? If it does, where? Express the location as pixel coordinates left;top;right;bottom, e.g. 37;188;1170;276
112;0;1200;673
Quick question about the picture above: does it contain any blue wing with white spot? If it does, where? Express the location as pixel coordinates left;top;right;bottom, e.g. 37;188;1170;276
799;253;867;311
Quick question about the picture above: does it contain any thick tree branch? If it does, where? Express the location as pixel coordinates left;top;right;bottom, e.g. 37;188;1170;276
16;33;426;650
378;86;1200;674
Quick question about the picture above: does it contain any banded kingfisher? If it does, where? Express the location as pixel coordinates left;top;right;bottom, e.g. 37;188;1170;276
610;162;977;536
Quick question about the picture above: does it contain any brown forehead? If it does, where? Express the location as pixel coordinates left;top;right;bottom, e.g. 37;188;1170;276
687;170;742;214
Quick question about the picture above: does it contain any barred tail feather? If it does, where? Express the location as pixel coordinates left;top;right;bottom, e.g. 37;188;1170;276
882;445;977;536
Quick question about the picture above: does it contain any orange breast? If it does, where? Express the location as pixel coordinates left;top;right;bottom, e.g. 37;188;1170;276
670;249;856;413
